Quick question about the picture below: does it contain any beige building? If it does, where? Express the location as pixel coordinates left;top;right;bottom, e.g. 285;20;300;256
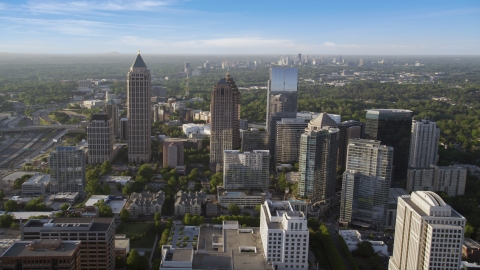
104;100;119;137
407;165;467;197
217;187;266;209
275;118;308;164
174;191;206;216
127;191;165;217
127;52;151;163
87;113;114;164
209;72;241;173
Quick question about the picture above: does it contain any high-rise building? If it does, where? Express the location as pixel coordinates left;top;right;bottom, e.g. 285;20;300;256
127;51;151;163
337;120;364;169
209;72;241;173
339;139;393;230
22;218;116;270
388;191;466;270
364;109;413;182
407;165;467;197
104;100;119;137
49;146;85;193
223;150;269;190
184;62;190;73
87;113;114;165
275;118;308;164
259;200;309;270
409;119;440;167
266;68;298;159
120;118;128;140
298;115;339;203
358;58;364;66
162;141;185;168
241;128;269;152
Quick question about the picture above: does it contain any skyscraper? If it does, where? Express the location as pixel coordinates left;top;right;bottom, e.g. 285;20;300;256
409;119;440;167
223;150;269;190
364;109;413;182
241;128;269;152
389;191;465;270
266;68;298;158
104;99;119;137
127;51;151;163
339;139;393;230
209;72;240;173
336;120;364;169
49;146;86;193
298;114;339;204
275;118;308;164
87;113;114;164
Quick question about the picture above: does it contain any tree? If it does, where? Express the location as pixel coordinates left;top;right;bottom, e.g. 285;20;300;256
154;212;161;222
120;209;130;223
122;184;133;197
116;183;122;192
0;214;14;228
126;249;140;270
228;204;241;215
95;199;113;217
103;183;111;195
183;213;192;225
4;200;17;212
137;164;154;182
10;222;19;229
60;203;70;211
188;168;199;181
101;160;112;175
0;190;5;201
465;223;475;238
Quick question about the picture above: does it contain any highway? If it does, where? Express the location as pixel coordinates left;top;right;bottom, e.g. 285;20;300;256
0;132;45;168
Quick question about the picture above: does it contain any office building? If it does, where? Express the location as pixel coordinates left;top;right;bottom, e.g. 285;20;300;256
127;51;151;163
209;72;241;173
223;150;270;190
217;187;266;209
22;174;50;196
0;239;82;270
389;191;466;270
104;100;119;137
49;146;86;193
152;85;167;97
275;118;308;164
298;114;339;204
184;62;190;73
337;120;364;169
259;200;309;270
407;165;467;196
358;58;364;66
409;119;440;167
163;141;185;168
339;139;393;230
120;118;128;140
364;109;413;181
241;128;269;152
22;218;116;270
266;68;298;159
87;113;114;165
386;188;409;229
127;191;165;217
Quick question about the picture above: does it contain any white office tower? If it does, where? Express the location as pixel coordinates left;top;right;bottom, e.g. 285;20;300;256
127;51;151;163
49;146;86;192
389;191;466;270
339;139;393;230
260;200;309;270
409;119;440;167
223;150;270;190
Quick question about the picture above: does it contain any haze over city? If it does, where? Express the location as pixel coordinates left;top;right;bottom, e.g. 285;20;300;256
0;0;479;54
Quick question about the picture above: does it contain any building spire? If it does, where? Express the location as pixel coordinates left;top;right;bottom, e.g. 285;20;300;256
138;49;141;54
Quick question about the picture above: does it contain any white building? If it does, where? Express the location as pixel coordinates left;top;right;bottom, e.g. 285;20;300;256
181;123;211;137
174;191;206;216
21;174;50;196
409;119;440;167
407;165;467;197
389;191;466;270
127;191;165;217
83;100;104;109
260;200;309;270
223;150;270;190
49;146;85;193
339;230;389;257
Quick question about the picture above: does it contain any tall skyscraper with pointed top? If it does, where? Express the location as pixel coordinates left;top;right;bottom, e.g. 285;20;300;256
209;72;240;173
127;51;151;163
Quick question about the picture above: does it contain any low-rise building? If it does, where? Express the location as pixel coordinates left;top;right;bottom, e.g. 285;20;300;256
66;206;99;218
105;176;133;186
464;238;480;264
206;202;218;217
217;187;266;209
0;239;82;270
160;246;194;269
52;192;80;204
127;191;165;217
21;174;50;196
339;230;389;257
174;191;206;216
114;235;130;261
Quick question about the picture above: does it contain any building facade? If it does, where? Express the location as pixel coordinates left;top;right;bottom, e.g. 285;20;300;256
120;118;128;140
127;52;151;163
406;165;467;197
259;200;309;270
127;191;165;217
267;68;299;160
174;191;206;216
298;115;339;204
223;150;270;190
22;218;116;270
275;118;308;164
209;72;241;173
339;139;393;230
364;109;413;182
49;146;86;193
337;120;364;169
409;119;440;167
162;141;185;168
22;174;50;196
389;191;466;270
104;100;119;137
87;113;114;165
241;128;269;152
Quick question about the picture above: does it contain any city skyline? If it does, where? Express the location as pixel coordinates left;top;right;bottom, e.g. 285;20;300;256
0;0;478;55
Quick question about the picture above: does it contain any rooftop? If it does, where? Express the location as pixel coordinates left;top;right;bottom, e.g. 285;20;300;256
90;113;110;122
24;218;113;232
464;238;480;249
131;53;147;68
23;174;50;186
1;240;80;258
388;188;408;205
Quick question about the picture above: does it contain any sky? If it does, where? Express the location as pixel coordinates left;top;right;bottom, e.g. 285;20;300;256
0;0;479;55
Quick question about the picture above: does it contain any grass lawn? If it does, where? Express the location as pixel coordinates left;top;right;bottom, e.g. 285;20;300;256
116;222;156;249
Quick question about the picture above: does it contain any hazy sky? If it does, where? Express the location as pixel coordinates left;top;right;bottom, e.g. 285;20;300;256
0;0;479;54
